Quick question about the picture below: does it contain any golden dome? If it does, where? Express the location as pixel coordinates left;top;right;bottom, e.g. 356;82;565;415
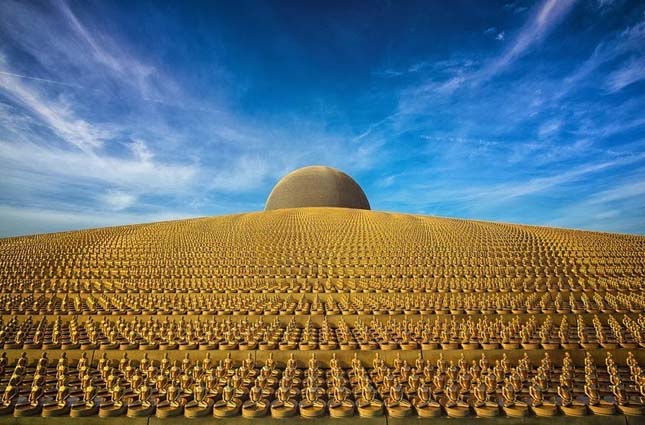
265;166;370;211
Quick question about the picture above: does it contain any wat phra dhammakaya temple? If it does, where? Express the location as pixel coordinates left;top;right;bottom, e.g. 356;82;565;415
0;165;644;425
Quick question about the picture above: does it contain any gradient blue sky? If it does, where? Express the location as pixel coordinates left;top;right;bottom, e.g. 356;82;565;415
0;0;644;237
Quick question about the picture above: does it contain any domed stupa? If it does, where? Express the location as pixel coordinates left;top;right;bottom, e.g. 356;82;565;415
265;165;370;211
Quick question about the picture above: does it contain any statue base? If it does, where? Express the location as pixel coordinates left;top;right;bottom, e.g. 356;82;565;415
300;400;326;418
531;401;557;417
329;400;354;418
0;402;15;416
357;399;384;417
618;403;645;416
242;400;269;418
270;400;298;418
445;401;471;418
213;399;242;417
414;400;442;418
98;401;127;417
155;401;183;418
503;401;528;417
127;401;156;417
474;401;500;417
13;402;42;417
385;400;412;418
560;401;587;416
588;400;616;416
70;402;99;417
184;400;213;418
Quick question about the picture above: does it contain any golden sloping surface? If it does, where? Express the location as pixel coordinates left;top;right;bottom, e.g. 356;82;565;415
1;207;643;290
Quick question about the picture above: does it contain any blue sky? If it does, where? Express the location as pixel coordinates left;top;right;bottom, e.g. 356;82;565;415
0;0;643;237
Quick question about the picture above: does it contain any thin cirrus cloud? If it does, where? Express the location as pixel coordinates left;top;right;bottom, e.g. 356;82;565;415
0;72;111;153
477;0;578;82
0;0;643;236
394;0;581;121
604;56;645;93
401;0;579;102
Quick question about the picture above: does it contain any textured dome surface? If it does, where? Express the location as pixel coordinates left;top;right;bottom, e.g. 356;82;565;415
265;166;370;210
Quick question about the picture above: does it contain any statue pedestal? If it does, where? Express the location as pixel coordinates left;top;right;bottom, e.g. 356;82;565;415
560;401;587;416
385;399;412;418
414;400;441;418
270;400;298;418
127;400;156;417
329;400;354;418
531;401;557;417
357;399;383;417
242;400;269;418
503;401;528;417
155;401;183;418
588;400;616;416
184;400;213;418
445;401;471;418
618;403;645;416
13;402;42;417
474;401;500;417
98;401;127;417
0;402;15;416
70;401;99;417
213;399;242;417
300;399;326;418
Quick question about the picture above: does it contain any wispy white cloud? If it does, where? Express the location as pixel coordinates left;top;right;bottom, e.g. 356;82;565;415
373;157;645;234
472;153;645;202
396;0;578;115
0;73;110;153
0;205;198;237
0;138;198;193
383;153;645;210
595;0;620;12
129;139;154;162
477;0;578;82
377;175;397;188
545;171;645;234
537;119;562;139
0;0;303;233
604;56;645;92
588;180;645;204
562;18;644;93
98;190;138;211
210;156;273;192
0;17;200;208
363;1;644;235
0;70;84;88
0;0;172;102
0;0;642;237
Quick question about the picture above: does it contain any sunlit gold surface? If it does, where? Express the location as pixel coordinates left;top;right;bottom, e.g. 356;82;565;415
0;207;644;420
2;208;642;286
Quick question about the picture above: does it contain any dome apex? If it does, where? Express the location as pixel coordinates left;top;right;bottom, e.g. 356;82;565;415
265;166;370;211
